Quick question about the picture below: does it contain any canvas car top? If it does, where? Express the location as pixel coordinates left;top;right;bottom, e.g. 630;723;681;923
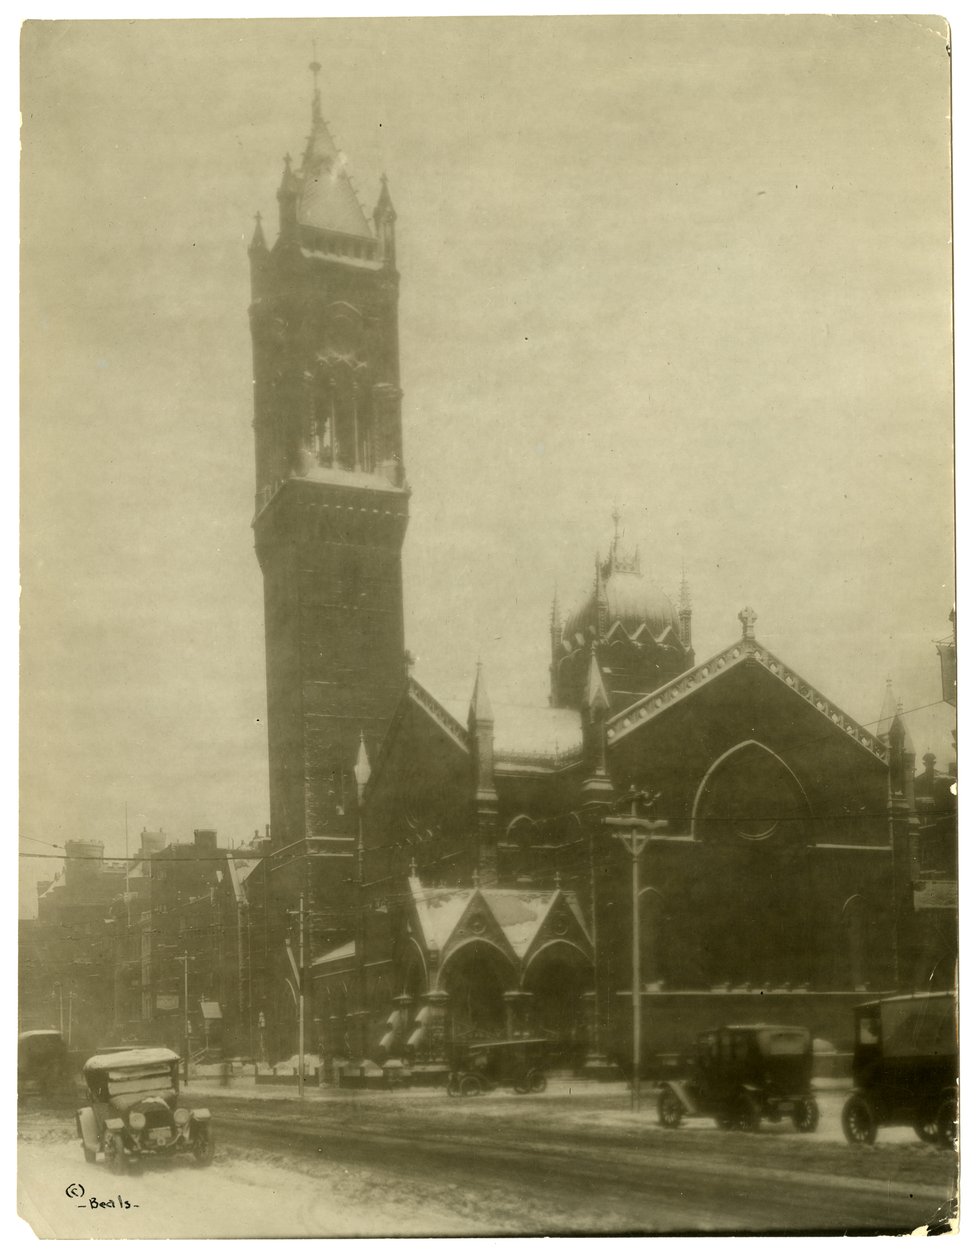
83;1047;180;1073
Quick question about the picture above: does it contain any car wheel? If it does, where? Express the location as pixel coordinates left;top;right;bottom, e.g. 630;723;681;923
793;1097;820;1133
192;1125;215;1167
841;1093;877;1146
936;1097;958;1150
734;1092;761;1133
913;1109;939;1144
658;1090;684;1129
459;1074;482;1098
527;1070;547;1094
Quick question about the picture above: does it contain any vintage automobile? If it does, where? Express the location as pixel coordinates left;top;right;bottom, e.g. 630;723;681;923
76;1047;213;1172
657;1024;820;1132
841;991;957;1148
446;1038;552;1097
18;1029;70;1094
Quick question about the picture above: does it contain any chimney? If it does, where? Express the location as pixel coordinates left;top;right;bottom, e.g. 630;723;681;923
194;829;218;853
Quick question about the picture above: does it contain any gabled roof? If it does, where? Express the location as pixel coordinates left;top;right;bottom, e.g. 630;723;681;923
607;637;887;763
410;880;475;953
407;678;469;752
408;879;590;961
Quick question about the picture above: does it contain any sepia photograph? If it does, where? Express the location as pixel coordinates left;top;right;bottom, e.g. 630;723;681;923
18;13;957;1238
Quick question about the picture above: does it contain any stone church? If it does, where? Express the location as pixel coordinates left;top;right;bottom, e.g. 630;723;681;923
247;82;954;1078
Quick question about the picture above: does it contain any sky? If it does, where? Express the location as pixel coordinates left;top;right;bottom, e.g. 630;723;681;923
18;15;955;917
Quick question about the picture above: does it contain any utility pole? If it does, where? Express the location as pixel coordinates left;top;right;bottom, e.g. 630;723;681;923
286;897;306;1099
176;952;193;1085
605;790;667;1112
354;735;372;1071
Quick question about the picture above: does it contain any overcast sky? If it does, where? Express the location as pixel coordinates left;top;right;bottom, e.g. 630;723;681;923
19;16;954;915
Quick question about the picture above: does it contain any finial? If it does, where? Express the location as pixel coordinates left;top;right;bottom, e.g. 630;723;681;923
555;868;562;890
408;854;417;878
283;152;293;173
254;210;262;225
738;607;758;641
473;866;480;889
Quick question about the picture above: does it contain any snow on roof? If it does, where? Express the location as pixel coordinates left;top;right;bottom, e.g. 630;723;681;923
226;855;261;904
83;1047;180;1072
299;464;404;494
481;889;555;957
411;880;474;952
313;939;356;967
299;246;381;271
493;704;582;763
409;687;583;767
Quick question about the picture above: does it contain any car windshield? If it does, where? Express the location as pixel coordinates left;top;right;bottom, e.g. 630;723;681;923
762;1030;808;1056
880;997;956;1057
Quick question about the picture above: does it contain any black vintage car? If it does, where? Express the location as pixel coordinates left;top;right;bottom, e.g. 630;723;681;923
658;1024;819;1132
18;1030;70;1094
841;992;957;1147
76;1047;213;1172
446;1039;553;1097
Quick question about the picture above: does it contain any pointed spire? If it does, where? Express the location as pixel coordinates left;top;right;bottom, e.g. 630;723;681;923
679;560;692;613
354;732;371;805
374;173;396;220
892;701;915;755
249;210;268;254
875;677;898;739
469;660;494;726
293;77;374;240
586;643;610;717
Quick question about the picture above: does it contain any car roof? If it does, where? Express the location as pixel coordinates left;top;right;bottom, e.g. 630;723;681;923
855;991;955;1011
702;1024;809;1034
83;1047;180;1071
466;1039;553;1050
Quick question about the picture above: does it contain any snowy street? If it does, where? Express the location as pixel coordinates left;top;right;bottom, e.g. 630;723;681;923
18;1082;957;1237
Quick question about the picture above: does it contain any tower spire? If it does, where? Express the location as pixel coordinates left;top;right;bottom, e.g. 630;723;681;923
309;44;323;123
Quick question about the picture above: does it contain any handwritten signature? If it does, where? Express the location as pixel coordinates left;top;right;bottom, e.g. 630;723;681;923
65;1185;138;1210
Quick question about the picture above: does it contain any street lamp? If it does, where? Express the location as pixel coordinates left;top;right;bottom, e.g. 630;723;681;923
606;789;668;1112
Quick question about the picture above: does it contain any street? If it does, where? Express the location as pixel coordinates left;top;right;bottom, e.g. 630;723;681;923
18;1081;957;1237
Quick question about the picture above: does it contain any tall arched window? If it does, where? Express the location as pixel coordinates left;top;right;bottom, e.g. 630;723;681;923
842;894;867;991
693;741;811;844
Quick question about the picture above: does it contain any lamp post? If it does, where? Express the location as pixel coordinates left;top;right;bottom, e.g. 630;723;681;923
605;789;668;1111
175;952;193;1085
354;735;372;1070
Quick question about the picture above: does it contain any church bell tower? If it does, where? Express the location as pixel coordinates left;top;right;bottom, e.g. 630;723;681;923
248;72;409;893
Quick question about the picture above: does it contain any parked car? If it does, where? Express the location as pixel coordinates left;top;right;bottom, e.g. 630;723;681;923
657;1024;820;1132
447;1039;553;1097
841;991;957;1148
18;1029;70;1094
76;1047;213;1172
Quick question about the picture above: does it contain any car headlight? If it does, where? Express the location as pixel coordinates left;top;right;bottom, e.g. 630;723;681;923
129;1111;146;1131
173;1108;190;1127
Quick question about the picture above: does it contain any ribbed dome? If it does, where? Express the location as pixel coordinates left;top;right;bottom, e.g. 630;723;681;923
564;567;680;644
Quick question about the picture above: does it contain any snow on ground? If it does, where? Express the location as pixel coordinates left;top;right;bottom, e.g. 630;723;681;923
18;1124;496;1239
